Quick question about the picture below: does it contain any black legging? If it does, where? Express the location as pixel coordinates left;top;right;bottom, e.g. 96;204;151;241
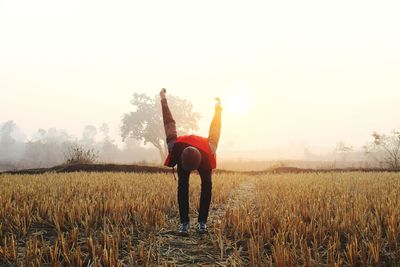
177;164;212;223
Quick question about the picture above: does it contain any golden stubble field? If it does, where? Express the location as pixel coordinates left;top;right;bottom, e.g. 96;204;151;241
0;171;399;266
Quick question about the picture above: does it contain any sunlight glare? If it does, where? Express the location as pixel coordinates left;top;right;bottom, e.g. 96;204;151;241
223;90;252;116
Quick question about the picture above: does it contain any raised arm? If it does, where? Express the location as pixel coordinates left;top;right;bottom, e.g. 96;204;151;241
208;98;222;155
160;89;177;152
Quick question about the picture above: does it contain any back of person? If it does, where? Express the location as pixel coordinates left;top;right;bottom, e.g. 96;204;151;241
164;134;216;170
159;89;222;236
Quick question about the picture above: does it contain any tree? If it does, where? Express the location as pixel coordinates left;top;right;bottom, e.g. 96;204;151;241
98;123;119;161
24;128;73;167
99;123;110;140
0;121;16;147
81;125;97;148
121;93;200;163
334;142;353;162
364;130;400;169
0;121;17;157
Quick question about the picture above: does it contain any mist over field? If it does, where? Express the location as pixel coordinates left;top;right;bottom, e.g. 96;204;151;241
0;119;392;171
1;0;400;171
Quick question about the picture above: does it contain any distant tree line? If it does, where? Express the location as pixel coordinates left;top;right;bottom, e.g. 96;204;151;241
2;91;398;171
0;92;200;171
0;121;159;171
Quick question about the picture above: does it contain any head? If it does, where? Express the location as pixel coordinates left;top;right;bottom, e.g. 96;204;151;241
181;146;202;171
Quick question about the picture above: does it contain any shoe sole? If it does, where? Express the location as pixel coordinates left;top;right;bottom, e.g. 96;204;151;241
177;231;189;237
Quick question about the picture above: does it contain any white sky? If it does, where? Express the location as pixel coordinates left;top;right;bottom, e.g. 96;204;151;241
1;0;400;159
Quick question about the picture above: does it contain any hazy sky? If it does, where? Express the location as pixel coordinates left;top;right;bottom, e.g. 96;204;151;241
1;0;400;159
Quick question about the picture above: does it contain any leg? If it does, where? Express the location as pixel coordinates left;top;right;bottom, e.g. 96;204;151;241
177;164;191;223
198;168;212;223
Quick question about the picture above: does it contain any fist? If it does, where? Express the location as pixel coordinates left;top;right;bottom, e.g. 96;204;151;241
160;88;167;99
215;97;222;111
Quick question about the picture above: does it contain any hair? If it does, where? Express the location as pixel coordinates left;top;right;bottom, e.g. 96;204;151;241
181;146;202;171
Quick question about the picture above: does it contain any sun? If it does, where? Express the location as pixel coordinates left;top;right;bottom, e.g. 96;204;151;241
224;90;252;115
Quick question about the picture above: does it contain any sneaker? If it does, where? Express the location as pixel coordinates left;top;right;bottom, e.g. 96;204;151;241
197;222;208;234
177;222;190;237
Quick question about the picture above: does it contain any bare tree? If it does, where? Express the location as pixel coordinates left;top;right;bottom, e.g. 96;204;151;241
64;143;99;165
335;141;353;162
364;130;400;169
121;93;200;163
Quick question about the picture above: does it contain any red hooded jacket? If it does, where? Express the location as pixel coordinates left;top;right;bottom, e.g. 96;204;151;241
164;135;217;169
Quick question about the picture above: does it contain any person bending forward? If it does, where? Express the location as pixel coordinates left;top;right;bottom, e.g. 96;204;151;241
160;89;222;236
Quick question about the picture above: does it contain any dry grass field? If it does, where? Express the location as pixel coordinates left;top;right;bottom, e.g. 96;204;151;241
0;172;399;266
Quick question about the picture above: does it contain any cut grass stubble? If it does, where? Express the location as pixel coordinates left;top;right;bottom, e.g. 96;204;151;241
0;172;399;266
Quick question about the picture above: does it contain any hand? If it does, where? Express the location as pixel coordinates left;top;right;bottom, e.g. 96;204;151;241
160;88;167;99
215;97;222;111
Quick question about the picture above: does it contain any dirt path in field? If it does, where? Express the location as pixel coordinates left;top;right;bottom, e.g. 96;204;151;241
153;177;256;266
